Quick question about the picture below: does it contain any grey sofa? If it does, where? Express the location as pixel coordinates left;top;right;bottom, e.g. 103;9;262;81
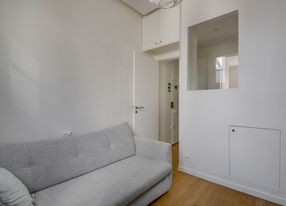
0;123;172;206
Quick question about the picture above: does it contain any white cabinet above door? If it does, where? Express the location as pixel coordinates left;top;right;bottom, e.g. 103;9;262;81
143;6;180;52
143;11;160;51
159;6;180;47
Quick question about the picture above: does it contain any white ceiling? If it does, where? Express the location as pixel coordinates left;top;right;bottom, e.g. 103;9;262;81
121;0;158;15
189;12;239;49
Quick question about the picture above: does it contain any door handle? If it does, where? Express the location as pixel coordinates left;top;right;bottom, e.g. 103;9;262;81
135;106;144;110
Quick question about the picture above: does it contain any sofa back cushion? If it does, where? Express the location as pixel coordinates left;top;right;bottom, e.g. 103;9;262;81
0;123;135;193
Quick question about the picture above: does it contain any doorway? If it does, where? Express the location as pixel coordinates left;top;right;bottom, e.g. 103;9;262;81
159;59;179;144
132;51;179;144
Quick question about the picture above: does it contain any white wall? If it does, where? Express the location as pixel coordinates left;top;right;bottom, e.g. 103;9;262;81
0;0;142;142
180;0;286;204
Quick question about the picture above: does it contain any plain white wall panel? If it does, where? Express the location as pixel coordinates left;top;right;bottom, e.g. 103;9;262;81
0;0;142;141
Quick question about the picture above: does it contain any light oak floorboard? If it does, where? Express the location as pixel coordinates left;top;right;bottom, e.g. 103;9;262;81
150;144;280;206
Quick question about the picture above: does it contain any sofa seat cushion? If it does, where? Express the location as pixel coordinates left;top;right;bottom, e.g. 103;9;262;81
34;156;172;206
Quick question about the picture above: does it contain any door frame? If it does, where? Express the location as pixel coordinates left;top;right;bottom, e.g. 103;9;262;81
132;50;180;143
158;57;180;145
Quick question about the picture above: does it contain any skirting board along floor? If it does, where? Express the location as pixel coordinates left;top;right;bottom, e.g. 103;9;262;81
150;144;281;206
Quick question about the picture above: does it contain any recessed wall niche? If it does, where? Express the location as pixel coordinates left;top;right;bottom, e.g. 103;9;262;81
188;11;239;91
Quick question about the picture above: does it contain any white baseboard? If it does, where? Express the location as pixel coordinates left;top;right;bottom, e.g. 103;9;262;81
178;165;286;206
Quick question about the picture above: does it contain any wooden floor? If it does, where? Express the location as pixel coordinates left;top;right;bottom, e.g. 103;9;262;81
150;144;280;206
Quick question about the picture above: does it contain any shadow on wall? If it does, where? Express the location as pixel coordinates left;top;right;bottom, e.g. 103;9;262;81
9;40;39;120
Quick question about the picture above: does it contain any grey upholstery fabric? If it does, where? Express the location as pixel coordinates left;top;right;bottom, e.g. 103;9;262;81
34;156;172;206
129;174;172;206
0;168;34;206
134;137;172;164
0;123;135;193
0;123;172;206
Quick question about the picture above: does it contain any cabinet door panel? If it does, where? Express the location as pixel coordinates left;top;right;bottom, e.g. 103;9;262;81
143;11;160;51
159;6;180;46
229;126;281;190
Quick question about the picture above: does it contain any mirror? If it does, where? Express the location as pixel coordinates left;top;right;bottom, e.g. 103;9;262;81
188;11;239;90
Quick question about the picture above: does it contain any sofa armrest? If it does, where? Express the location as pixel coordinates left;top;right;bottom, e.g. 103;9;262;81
134;136;172;164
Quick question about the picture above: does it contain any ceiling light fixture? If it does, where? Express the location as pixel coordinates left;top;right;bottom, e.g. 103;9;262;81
149;0;183;9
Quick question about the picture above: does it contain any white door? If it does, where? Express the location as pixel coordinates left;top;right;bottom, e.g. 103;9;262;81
133;52;159;140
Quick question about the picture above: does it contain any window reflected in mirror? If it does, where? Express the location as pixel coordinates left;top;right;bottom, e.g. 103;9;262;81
188;11;239;90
